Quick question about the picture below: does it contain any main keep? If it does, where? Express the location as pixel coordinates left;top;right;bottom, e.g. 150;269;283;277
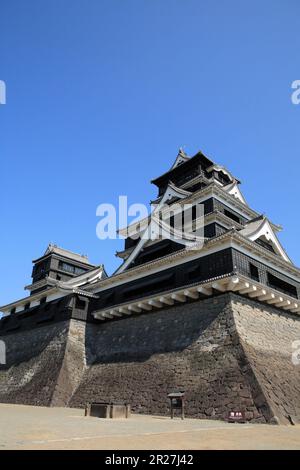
1;149;300;424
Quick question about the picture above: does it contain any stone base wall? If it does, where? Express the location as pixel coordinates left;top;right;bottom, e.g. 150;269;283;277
0;321;69;406
231;297;300;424
1;293;300;423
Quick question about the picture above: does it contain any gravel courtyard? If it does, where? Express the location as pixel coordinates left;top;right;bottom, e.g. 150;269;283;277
0;403;300;450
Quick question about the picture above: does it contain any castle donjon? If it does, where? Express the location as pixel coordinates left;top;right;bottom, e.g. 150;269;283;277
1;149;300;424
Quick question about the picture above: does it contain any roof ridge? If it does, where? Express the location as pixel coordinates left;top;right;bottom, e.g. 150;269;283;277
45;243;89;260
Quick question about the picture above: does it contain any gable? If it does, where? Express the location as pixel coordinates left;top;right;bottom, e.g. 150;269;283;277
239;218;291;264
223;182;248;205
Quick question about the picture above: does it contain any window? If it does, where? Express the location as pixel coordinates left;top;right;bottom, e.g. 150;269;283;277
75;298;86;310
255;237;276;253
59;261;75;273
216;171;230;184
40;297;47;304
33;260;50;277
24;302;30;310
267;273;298;298
58;261;86;276
250;263;259;282
123;273;175;301
74;267;86;275
224;209;240;224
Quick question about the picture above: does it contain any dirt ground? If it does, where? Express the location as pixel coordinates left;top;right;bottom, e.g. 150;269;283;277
0;403;300;450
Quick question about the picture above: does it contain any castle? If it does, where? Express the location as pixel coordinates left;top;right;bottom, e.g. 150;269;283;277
1;149;300;424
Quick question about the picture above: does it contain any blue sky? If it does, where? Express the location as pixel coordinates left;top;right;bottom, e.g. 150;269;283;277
0;0;299;305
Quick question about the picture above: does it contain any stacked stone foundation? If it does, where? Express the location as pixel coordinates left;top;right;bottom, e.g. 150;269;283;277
1;293;300;424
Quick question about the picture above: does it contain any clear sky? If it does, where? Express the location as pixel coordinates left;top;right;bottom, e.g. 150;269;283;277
0;0;299;305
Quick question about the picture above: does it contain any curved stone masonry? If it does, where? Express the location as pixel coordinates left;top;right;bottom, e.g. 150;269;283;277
1;293;300;424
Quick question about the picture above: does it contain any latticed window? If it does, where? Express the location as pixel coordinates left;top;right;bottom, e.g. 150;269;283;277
250;263;259;282
58;261;86;275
